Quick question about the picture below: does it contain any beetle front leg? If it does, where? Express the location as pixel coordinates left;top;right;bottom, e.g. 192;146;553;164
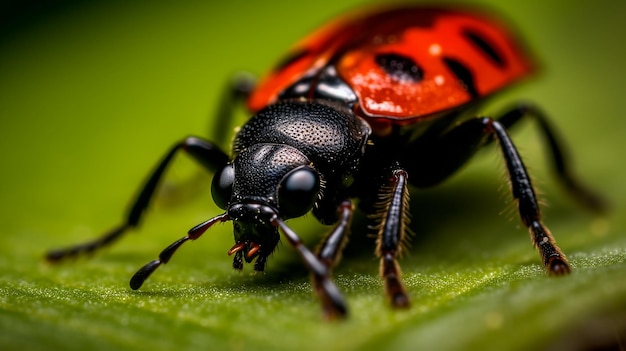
316;200;354;267
374;165;411;308
312;200;354;319
272;216;348;320
46;136;229;262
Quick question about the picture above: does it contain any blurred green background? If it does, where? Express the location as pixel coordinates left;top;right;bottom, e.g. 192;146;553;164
1;0;625;350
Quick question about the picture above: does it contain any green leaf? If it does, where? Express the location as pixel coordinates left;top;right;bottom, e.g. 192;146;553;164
1;1;625;351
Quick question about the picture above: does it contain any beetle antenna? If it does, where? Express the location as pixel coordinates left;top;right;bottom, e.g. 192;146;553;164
130;213;229;290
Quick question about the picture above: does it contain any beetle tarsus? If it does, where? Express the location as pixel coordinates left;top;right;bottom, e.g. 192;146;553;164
547;257;571;276
45;224;128;263
316;277;348;320
381;252;410;308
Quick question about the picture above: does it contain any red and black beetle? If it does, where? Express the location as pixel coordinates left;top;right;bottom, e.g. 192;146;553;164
47;6;604;319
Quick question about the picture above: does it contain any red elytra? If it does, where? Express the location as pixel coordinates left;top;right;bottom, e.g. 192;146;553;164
248;7;533;133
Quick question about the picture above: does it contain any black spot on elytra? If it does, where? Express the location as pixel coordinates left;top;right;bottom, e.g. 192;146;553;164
375;53;423;83
462;28;507;68
273;49;310;72
442;57;479;98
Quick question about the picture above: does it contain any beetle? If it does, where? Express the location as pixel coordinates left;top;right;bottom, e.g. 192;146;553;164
47;6;604;319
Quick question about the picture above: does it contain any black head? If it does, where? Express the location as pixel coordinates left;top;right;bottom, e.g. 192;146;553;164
203;100;370;272
211;143;321;271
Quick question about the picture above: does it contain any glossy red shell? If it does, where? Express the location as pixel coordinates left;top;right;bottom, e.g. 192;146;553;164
248;6;534;126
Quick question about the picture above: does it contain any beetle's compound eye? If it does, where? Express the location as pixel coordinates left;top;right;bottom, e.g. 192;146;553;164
211;164;235;210
278;166;320;218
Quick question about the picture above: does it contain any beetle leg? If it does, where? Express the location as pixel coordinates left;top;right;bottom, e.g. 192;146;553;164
374;166;411;308
212;72;256;147
404;116;572;275
483;118;570;274
311;200;353;318
496;103;607;212
272;216;348;320
404;104;605;214
316;200;354;267
46;136;229;262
